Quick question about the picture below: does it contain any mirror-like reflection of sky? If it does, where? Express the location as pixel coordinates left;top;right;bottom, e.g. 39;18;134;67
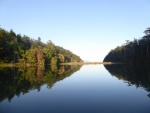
1;65;150;113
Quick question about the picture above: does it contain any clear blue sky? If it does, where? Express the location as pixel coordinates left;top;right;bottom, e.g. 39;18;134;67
0;0;150;61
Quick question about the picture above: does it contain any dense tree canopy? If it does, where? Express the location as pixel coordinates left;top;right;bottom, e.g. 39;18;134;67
0;28;83;65
103;28;150;65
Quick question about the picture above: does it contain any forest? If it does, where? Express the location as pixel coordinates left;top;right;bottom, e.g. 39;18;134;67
0;28;83;66
103;27;150;65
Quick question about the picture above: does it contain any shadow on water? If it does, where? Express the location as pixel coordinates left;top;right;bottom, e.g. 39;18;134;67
104;64;150;97
0;65;82;102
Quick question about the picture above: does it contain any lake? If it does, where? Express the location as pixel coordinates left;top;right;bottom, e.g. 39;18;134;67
0;64;150;113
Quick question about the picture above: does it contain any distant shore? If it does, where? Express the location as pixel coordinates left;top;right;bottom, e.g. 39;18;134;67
60;62;114;65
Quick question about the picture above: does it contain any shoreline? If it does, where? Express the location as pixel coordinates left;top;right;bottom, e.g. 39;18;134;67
0;62;116;67
60;62;115;65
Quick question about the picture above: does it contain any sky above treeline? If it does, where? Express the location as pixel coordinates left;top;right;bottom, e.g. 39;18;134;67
0;0;150;61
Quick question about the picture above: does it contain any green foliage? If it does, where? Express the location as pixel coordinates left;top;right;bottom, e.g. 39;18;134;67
55;46;83;63
58;54;64;63
0;28;83;65
51;57;58;65
104;28;150;64
25;49;37;64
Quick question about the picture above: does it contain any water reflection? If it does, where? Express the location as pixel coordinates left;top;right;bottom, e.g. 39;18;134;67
104;64;150;95
0;65;82;102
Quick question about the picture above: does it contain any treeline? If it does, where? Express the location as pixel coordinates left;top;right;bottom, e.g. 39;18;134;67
0;28;83;65
103;27;150;64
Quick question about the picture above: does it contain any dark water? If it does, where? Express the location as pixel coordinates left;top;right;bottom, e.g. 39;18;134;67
0;64;150;113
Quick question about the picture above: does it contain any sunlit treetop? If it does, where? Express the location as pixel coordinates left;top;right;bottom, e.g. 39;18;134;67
144;27;150;35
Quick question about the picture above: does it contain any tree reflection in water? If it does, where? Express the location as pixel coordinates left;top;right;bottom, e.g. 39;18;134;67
0;65;82;102
104;64;150;97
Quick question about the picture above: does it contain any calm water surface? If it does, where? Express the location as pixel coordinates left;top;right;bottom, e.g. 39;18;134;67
0;64;150;113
